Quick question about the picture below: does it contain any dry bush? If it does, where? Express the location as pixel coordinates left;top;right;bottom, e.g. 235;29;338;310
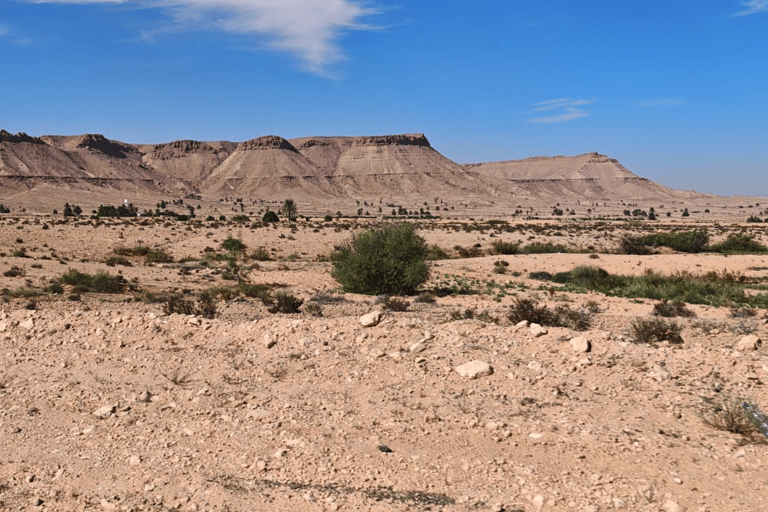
652;299;696;318
630;317;683;344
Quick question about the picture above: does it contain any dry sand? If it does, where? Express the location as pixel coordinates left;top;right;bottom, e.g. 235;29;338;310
1;213;768;511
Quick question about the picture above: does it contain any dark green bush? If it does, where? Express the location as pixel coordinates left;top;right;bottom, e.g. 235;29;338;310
709;233;768;254
491;240;520;255
619;236;653;255
105;256;132;267
522;242;569;254
331;223;428;295
643;229;709;253
268;292;303;314
222;236;246;253
262;210;279;224
424;244;451;260
61;269;125;293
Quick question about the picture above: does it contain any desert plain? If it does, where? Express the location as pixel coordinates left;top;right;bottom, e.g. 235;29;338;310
1;130;768;511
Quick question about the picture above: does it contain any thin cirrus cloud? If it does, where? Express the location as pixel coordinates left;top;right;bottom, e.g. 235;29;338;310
732;0;768;16
25;0;383;75
527;98;593;124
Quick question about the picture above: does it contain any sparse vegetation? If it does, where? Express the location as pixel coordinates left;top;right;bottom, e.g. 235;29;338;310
630;317;683;344
652;299;695;318
60;269;126;294
697;394;764;438
506;297;592;331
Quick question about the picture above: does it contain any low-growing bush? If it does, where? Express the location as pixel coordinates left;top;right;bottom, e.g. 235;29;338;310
709;233;768;254
105;256;132;267
652;299;695;318
250;247;272;261
522;242;569;254
267;292;303;314
491;240;520;255
619;236;653;255
630;317;683;344
61;269;126;293
643;229;709;253
331;223;428;295
730;306;757;318
222;236;246;253
697;394;764;438
3;266;25;277
506;297;592;330
380;295;410;312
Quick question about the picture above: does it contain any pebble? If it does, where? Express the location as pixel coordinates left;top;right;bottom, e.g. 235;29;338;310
530;323;547;337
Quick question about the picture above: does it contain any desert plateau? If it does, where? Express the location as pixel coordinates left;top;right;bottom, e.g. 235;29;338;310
2;130;768;512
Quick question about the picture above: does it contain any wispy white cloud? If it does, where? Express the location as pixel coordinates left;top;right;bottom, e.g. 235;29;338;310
732;0;768;17
0;24;8;37
637;98;685;107
528;98;593;124
26;0;383;75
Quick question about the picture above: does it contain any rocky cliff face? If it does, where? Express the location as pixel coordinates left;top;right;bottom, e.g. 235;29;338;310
0;130;45;144
72;134;134;159
351;133;431;147
237;136;298;152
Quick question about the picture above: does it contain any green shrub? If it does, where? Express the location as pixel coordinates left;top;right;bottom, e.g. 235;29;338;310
250;247;272;261
630;317;683;344
331;223;429;295
643;229;709;253
709;233;768;254
523;242;569;254
222;236;246;253
491;240;520;255
61;269;125;293
262;210;279;223
144;249;174;264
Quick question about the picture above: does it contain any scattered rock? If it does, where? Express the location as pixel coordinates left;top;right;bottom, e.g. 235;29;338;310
530;323;547;337
360;311;383;327
93;404;116;419
662;500;681;512
570;336;591;353
409;341;426;353
735;334;761;351
264;334;277;349
649;364;671;382
455;360;493;379
19;318;34;330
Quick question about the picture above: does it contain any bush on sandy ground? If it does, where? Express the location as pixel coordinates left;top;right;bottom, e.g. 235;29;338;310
708;233;768;254
652;299;696;318
61;269;125;294
630;317;683;344
507;297;592;331
331;223;428;295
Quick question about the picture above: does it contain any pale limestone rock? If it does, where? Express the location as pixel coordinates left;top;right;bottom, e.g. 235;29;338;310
570;336;591;353
735;334;761;351
530;323;547;337
93;404;116;419
359;310;383;327
455;360;493;379
19;318;34;330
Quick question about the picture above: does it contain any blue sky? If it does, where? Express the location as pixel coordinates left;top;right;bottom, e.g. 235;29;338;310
1;0;766;196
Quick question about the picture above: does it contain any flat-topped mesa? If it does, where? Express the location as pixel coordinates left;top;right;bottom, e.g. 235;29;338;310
0;130;45;144
585;152;620;164
151;140;219;159
75;134;132;159
237;135;298;152
352;133;431;148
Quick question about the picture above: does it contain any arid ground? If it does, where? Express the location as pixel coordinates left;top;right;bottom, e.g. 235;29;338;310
1;207;768;512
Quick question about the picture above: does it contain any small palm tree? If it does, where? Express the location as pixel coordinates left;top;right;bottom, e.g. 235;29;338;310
282;199;298;222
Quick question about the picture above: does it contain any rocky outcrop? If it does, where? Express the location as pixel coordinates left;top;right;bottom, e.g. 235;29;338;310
237;135;298;152
351;133;431;148
0;130;45;144
74;134;133;159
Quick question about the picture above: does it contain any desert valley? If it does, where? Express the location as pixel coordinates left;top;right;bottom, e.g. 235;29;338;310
1;129;768;511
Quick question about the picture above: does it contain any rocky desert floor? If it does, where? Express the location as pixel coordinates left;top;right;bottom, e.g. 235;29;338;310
2;210;768;512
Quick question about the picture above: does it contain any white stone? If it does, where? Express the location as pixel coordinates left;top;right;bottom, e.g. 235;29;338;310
570;336;591;353
93;404;116;419
530;323;547;337
662;500;680;512
264;334;277;349
735;334;761;351
455;360;493;379
359;310;383;327
409;342;427;353
19;318;34;330
532;494;547;511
